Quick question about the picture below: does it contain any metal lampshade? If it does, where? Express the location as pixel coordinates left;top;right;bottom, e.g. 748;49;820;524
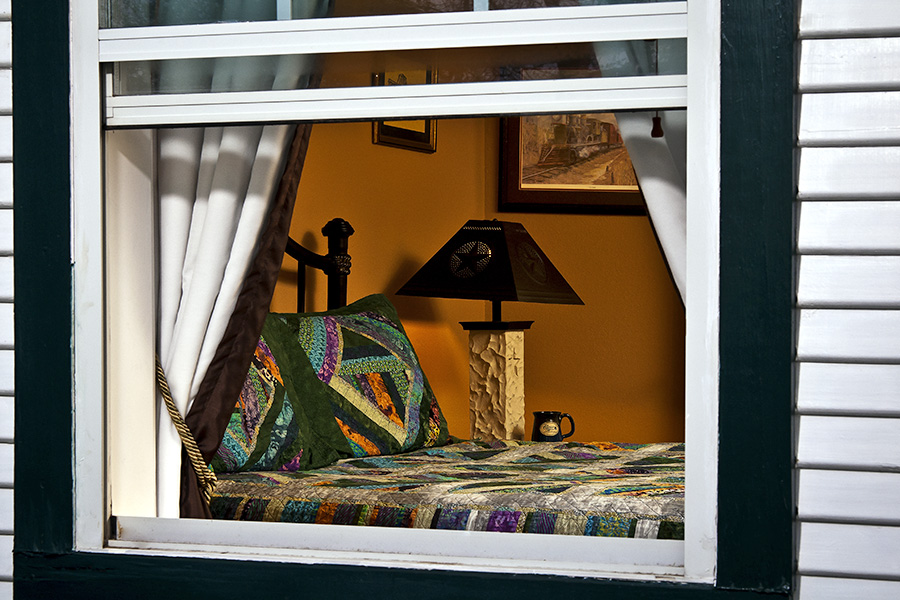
397;219;583;322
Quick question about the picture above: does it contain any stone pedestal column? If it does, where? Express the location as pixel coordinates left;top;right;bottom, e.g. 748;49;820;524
463;322;531;443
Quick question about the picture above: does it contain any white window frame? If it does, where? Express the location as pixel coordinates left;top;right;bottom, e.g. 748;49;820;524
71;1;719;584
100;5;688;126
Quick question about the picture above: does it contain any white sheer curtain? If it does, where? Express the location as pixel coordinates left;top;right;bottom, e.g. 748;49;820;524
592;32;688;302
154;0;325;518
615;109;687;300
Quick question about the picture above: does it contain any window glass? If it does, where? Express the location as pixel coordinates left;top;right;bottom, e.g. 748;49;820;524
112;40;685;96
102;0;677;28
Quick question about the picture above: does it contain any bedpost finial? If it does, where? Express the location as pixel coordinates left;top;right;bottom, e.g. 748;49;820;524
322;218;355;239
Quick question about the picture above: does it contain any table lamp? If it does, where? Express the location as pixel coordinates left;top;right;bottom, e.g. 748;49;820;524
397;219;583;442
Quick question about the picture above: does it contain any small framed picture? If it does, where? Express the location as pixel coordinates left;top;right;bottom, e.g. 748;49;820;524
372;69;437;154
499;114;646;215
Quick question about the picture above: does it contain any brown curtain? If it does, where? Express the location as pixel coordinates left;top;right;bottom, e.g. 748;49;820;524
179;122;315;518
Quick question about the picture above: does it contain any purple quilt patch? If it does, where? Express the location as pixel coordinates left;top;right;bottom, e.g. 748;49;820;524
433;507;470;530
486;510;521;532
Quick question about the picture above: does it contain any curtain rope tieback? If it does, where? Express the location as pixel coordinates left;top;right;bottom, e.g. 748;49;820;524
155;355;218;506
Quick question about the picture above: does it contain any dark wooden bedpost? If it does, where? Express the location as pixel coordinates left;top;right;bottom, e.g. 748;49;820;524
322;218;354;310
296;257;307;313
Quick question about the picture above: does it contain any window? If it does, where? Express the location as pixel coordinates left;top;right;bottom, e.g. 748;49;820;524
72;0;718;582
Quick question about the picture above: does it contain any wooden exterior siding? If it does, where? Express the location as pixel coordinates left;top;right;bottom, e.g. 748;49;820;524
795;1;900;598
0;0;11;597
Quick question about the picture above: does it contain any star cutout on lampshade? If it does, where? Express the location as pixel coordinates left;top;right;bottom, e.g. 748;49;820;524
449;241;492;278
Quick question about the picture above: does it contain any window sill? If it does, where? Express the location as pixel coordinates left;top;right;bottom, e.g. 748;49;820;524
105;515;690;581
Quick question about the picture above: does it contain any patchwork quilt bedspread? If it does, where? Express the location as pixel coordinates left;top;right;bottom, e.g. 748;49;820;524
210;440;685;539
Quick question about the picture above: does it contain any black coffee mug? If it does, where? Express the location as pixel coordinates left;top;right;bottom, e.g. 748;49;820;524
531;411;575;442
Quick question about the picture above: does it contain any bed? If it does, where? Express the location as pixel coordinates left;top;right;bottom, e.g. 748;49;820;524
207;221;684;539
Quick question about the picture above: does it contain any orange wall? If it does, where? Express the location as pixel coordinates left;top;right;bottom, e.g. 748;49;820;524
272;118;685;443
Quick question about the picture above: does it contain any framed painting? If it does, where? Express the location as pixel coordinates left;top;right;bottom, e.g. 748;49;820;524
499;114;646;215
372;69;437;153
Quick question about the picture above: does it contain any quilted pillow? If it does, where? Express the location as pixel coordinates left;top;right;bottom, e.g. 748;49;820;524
212;294;450;473
211;325;344;473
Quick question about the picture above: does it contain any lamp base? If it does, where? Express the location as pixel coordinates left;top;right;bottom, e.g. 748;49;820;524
465;328;527;443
